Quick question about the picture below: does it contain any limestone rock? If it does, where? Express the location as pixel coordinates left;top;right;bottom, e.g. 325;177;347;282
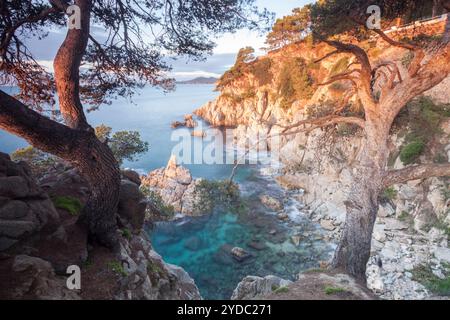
260;195;283;212
231;275;292;300
434;247;450;263
141;156;202;217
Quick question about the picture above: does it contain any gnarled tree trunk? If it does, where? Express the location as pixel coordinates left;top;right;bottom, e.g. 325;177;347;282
332;118;390;280
0;0;121;248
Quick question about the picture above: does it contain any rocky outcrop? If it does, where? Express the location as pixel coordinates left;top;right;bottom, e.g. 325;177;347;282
0;153;201;300
194;37;450;300
171;114;198;129
231;275;292;300
0;152;60;252
232;272;376;300
141;155;203;216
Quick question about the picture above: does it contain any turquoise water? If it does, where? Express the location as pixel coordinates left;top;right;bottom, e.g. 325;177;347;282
150;172;332;300
0;85;333;300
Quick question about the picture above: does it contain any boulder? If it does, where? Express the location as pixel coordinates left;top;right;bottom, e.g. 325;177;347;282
320;219;336;231
0;255;80;300
231;275;292;300
434;247;450;263
260;195;283;212
0;153;59;252
118;180;146;231
121;170;141;186
231;247;251;262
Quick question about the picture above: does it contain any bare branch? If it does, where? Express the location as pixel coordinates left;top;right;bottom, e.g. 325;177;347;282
314;49;340;63
383;163;450;187
0;90;79;157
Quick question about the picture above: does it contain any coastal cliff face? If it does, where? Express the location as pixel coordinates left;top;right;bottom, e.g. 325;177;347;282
195;37;450;299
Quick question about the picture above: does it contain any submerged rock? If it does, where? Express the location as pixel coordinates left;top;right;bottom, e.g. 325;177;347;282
231;247;251;262
260;195;283;212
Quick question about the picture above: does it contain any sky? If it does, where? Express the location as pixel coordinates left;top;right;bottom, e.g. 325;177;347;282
173;0;314;80
31;1;313;81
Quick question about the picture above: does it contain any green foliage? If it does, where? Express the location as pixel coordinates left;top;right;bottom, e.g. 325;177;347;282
193;179;242;214
216;47;255;90
147;261;164;275
272;286;289;294
401;51;414;68
250;58;273;86
278;58;314;109
265;6;311;50
329;57;349;77
309;0;434;40
121;228;132;240
141;187;175;217
108;261;127;277
52;196;83;216
336;123;359;137
400;138;425;165
95;125;149;166
395;97;450;165
412;264;450;296
11;146;58;177
324;286;346;295
383;187;398;202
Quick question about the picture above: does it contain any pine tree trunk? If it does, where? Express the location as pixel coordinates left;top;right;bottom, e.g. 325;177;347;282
74;134;121;248
332;119;389;280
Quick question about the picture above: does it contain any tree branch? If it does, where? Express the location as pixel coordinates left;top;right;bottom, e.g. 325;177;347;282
383;163;450;187
53;0;92;130
0;90;81;157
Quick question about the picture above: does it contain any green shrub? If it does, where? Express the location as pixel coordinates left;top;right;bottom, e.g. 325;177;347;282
52;196;83;216
329;57;349;77
401;51;414;68
324;286;346;295
400;139;425;165
412;264;450;296
272;286;289;294
277;57;314;109
250;58;272;86
108;261;127;277
11;146;58;178
193;179;242;214
382;187;398;202
141;187;175;217
121;228;132;240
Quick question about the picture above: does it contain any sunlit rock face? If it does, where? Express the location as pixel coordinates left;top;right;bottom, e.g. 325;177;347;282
141;155;203;216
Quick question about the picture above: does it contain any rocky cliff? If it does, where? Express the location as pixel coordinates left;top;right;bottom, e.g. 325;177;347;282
0;153;201;300
195;36;450;299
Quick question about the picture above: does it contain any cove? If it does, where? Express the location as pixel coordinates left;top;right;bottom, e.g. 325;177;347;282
149;170;334;300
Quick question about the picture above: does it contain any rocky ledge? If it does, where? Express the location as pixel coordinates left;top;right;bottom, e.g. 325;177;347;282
232;271;376;300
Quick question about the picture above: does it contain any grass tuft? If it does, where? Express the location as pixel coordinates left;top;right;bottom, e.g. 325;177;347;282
52;196;83;216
